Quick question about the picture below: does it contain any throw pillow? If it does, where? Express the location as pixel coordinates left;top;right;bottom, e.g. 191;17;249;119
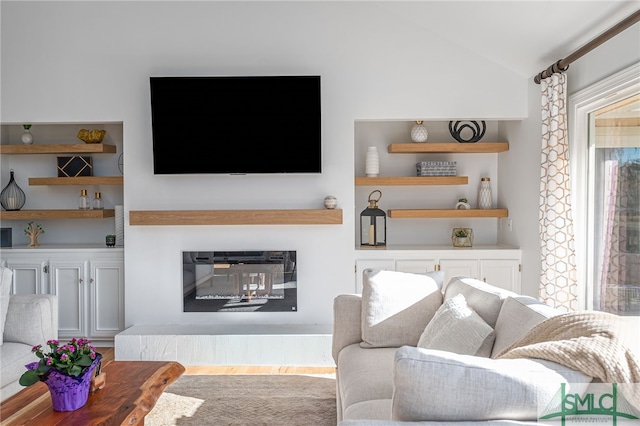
392;346;592;422
0;266;13;345
417;293;495;357
360;269;442;348
443;276;517;328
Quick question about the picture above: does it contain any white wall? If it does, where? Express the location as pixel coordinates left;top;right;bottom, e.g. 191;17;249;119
499;23;640;298
1;1;528;327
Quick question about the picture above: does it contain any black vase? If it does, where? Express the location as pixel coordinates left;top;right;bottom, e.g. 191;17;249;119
0;170;26;211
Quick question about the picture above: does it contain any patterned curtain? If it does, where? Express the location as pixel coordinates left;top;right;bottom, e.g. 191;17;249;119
539;73;578;312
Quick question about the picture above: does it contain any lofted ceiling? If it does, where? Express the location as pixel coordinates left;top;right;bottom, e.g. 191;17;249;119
372;1;639;78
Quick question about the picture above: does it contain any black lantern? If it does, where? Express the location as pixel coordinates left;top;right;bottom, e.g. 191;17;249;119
360;190;386;246
0;169;26;211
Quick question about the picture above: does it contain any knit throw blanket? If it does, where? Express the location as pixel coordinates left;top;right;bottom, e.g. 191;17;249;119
494;310;640;410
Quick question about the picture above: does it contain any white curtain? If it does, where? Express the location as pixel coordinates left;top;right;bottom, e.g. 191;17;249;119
539;73;578;312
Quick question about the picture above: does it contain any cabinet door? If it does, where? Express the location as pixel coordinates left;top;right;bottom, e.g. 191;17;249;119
355;259;395;293
395;259;437;274
439;259;479;288
480;259;521;293
89;259;124;339
50;260;87;338
4;259;47;295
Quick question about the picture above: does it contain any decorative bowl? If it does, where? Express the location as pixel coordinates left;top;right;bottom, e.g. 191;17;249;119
77;129;106;144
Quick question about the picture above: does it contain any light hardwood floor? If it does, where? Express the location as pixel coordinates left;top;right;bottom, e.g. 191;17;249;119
97;347;336;376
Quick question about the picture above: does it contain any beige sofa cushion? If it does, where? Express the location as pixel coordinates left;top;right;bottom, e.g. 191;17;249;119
4;295;55;346
443;276;517;328
491;296;560;357
338;344;398;410
417;294;495;357
361;269;442;348
391;346;592;422
343;399;392;421
0;267;12;346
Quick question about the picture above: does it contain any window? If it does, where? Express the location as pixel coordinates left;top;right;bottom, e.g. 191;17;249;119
571;64;640;316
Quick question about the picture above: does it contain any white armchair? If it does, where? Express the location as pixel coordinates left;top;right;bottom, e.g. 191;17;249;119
0;266;58;401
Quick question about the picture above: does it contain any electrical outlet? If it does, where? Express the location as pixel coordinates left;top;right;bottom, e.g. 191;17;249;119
507;219;513;232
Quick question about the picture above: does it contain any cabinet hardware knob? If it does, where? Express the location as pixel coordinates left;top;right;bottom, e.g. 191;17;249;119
79;278;83;284
90;278;94;283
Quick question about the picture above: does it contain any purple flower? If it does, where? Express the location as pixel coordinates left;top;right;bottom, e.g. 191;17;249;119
60;353;69;362
46;357;53;366
47;339;59;346
31;344;42;352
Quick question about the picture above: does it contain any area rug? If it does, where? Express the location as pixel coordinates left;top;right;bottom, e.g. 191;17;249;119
144;374;336;426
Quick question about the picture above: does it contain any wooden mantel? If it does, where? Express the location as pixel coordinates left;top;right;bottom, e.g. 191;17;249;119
129;209;343;226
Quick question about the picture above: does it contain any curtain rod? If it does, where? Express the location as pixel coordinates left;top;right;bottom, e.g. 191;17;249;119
534;9;640;84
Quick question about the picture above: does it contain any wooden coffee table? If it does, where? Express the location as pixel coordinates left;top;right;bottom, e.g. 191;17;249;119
0;360;185;425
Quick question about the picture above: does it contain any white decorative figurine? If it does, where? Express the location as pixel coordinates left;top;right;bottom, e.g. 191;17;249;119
324;195;338;209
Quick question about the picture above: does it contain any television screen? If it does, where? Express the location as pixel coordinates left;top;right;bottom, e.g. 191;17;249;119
150;76;321;174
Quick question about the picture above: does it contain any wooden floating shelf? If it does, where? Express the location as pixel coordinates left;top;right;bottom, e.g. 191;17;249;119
0;209;115;220
129;209;343;226
388;209;508;219
355;176;468;186
0;143;117;155
388;142;509;154
29;176;123;186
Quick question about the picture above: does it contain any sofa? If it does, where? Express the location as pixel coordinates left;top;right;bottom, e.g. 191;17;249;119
332;270;595;424
0;266;58;401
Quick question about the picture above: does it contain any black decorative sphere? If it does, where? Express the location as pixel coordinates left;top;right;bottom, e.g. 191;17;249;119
449;120;486;143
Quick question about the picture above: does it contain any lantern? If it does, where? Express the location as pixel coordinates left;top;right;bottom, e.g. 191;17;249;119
360;190;386;246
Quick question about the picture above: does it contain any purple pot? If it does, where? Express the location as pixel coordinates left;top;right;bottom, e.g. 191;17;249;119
26;354;102;411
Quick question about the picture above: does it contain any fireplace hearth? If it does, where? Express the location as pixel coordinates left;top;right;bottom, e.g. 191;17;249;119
182;251;297;312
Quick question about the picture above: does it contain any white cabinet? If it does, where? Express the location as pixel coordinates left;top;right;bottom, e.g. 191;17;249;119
439;259;479;287
355;246;521;294
3;258;48;294
50;259;86;338
1;247;124;342
479;259;521;293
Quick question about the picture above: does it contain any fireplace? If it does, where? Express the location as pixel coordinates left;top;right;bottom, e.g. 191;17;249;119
182;251;297;312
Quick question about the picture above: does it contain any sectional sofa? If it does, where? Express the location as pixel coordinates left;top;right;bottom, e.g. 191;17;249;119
332;270;596;424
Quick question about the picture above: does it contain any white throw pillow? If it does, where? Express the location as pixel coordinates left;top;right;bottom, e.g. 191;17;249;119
361;269;443;348
417;293;495;357
392;346;592;422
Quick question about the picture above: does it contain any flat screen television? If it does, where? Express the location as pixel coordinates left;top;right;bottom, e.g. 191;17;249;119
150;75;321;174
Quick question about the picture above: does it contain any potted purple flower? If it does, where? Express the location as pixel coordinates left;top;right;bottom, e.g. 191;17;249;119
19;338;102;411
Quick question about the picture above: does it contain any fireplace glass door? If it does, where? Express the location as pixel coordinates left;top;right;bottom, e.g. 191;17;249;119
182;251;297;312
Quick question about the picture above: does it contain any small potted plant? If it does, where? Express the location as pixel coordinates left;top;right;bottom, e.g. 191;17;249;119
455;198;471;210
19;338;102;411
105;235;116;247
452;228;472;247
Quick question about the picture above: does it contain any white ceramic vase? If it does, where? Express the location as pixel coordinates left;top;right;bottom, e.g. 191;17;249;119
21;126;33;145
365;147;379;177
410;121;428;143
479;178;492;209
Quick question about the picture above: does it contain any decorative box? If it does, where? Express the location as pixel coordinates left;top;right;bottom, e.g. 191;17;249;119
0;228;11;248
416;161;456;176
57;156;93;177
